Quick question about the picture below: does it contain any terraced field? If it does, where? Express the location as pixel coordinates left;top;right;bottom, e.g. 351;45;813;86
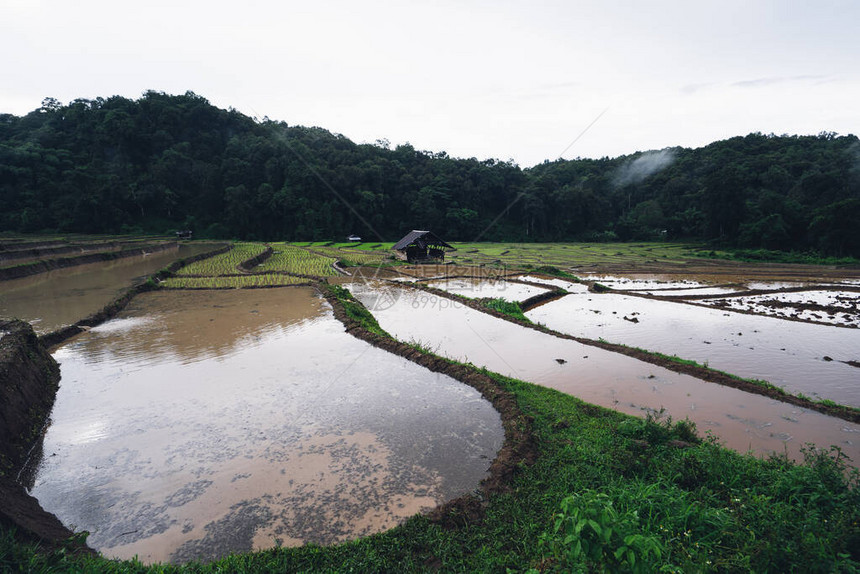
173;242;268;276
164;242;346;288
5;236;860;572
253;244;339;276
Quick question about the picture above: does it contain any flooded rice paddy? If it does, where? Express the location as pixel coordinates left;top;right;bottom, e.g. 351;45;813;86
698;290;860;327
350;282;859;465
0;244;215;334
579;273;823;291
519;276;590;293
31;288;503;564
526;292;860;407
425;277;550;302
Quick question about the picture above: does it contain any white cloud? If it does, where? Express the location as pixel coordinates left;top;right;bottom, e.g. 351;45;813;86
1;0;858;165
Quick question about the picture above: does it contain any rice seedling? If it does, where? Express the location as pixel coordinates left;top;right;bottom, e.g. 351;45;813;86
161;274;307;289
253;244;339;276
174;243;268;276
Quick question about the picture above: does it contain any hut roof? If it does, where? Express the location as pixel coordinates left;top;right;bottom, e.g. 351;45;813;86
392;230;455;251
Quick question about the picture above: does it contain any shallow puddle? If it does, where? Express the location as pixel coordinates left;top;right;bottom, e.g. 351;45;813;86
350;283;859;465
426;278;549;302
31;288;502;564
0;244;215;334
526;293;860;406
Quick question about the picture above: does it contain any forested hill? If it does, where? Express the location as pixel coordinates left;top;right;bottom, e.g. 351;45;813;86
2;91;859;255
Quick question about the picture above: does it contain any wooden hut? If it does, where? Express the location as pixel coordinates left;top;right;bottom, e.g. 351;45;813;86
392;230;455;263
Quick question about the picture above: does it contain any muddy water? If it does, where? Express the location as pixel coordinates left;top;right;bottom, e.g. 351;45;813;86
426;278;549;302
699;290;860;327
350;283;859;465
579;273;824;290
526;293;860;407
519;276;590;293
31;289;502;564
0;244;215;334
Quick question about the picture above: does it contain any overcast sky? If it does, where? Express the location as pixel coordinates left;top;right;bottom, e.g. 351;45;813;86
2;0;858;166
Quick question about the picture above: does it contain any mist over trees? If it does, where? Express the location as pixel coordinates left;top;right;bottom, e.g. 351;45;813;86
1;91;859;256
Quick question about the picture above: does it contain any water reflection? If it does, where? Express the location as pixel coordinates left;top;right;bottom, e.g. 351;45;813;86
32;289;502;564
426;278;550;301
350;282;859;466
0;244;216;334
526;293;860;406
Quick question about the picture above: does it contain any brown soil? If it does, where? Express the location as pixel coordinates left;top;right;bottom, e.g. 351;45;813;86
318;286;539;529
0;319;94;554
518;288;568;312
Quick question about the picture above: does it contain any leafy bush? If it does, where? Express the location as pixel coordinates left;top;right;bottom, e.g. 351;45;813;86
540;490;664;573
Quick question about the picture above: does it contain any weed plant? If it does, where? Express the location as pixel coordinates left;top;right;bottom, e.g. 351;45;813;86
482;298;529;322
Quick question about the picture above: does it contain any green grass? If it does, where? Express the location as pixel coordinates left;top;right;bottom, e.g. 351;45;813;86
533;265;581;280
481;297;530;322
446;242;704;270
326;284;389;337
693;247;860;266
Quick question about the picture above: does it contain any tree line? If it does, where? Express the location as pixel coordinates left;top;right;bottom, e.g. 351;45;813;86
1;91;858;255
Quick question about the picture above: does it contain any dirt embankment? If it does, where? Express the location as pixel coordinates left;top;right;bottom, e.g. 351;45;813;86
0;320;93;552
518;288;568;312
236;245;274;272
0;242;180;281
318;286;538;527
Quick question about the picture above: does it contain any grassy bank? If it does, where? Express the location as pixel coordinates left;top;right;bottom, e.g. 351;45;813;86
693;248;860;266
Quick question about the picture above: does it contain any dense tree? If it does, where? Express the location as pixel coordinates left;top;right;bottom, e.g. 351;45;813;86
0;94;858;255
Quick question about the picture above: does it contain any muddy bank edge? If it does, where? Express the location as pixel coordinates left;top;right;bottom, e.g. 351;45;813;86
0;319;93;552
